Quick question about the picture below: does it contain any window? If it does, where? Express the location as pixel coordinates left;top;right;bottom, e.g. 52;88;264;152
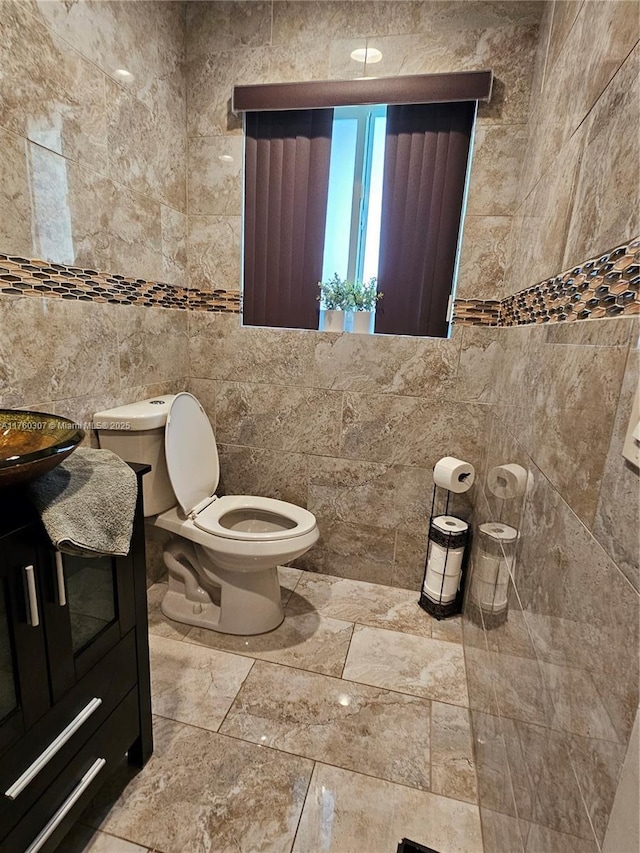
237;72;492;337
321;105;387;288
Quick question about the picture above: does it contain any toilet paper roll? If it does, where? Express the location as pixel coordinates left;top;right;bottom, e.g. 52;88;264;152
433;457;475;493
487;463;528;500
433;515;469;536
423;540;465;604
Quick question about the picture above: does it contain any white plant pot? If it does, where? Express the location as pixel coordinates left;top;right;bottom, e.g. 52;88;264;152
323;309;344;333
352;310;373;334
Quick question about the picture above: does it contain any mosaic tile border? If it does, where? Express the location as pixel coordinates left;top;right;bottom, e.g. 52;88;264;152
451;298;500;327
1;237;638;327
500;237;640;326
0;254;241;313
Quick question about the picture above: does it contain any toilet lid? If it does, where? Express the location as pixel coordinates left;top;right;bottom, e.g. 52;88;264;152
165;392;219;516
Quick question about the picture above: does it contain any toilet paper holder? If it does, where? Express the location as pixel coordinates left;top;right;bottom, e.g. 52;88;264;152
418;479;471;620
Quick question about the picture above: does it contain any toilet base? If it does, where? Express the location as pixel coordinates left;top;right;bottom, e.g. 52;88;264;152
161;539;284;635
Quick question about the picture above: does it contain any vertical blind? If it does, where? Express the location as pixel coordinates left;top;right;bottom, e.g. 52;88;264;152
375;101;476;337
243;109;333;329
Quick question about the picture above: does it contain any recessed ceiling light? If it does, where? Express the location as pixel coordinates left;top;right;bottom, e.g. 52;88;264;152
218;154;234;163
114;68;134;82
350;47;382;64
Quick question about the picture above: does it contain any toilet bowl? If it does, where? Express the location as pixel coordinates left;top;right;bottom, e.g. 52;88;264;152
95;392;318;635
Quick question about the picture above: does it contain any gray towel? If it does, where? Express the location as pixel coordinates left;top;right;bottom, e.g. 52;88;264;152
28;448;138;557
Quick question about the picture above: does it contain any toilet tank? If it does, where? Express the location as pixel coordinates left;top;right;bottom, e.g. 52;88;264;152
94;396;176;517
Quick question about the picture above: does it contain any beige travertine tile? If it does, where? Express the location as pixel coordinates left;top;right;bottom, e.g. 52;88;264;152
107;182;163;282
0;127;31;258
431;701;478;803
106;78;186;212
457;215;511;301
343;625;469;705
296;516;397;586
543;317;634;348
187;214;241;291
393;529;429;591
221;660;432;790
455;326;501;404
215;381;342;456
340;392;487;470
277;565;304;605
479;807;525;853
516;461;639;745
187;46;270;137
467;126;528;216
307;456;431;535
293;763;483;853
530;340;628;527
35;0;161;110
186;611;354;677
367;25;538;125
525;822;598;853
149;634;253;731
86;717;313;853
504;131;583;291
0;2;108;175
541;661;619;741
161;206;187;287
186;1;272;57
431;615;464;644
593;345;640;592
217;444;309;509
189;312;316;386
312;329;460;398
286;571;434;638
26;143;113;272
117;306;188;389
0;296;119;408
546;0;583;74
564;43;640;267
268;42;331;83
187;136;243;215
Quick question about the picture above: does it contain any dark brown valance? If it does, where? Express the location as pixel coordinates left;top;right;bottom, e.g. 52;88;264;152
233;70;493;113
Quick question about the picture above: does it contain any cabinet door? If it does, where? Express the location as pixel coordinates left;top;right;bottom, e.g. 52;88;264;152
43;549;135;701
0;528;51;756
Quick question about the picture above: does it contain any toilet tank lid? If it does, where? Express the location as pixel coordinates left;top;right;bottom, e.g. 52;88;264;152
94;396;177;430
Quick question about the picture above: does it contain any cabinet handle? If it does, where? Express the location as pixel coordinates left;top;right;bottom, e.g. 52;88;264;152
24;758;106;853
23;565;39;627
4;697;103;800
54;551;67;606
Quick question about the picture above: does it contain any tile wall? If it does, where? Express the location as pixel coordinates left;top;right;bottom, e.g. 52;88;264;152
185;0;544;587
463;2;640;849
0;0;190;581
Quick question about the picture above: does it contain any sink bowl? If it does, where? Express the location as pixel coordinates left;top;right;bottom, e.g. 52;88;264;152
0;410;85;488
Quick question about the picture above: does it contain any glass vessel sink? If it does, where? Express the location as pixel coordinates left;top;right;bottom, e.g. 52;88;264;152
0;410;84;488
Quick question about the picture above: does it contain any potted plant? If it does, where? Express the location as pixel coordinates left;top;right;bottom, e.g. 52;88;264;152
318;273;349;332
349;277;383;334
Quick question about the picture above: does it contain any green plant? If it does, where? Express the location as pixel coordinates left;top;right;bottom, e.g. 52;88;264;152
349;277;383;311
317;273;350;310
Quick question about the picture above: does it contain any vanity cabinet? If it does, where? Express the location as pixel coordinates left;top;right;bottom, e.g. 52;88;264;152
0;464;152;853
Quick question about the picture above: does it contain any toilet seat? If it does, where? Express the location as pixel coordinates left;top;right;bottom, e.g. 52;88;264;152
164;392;317;544
193;495;317;541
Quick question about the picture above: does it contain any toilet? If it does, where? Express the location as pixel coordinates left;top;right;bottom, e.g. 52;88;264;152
94;393;318;635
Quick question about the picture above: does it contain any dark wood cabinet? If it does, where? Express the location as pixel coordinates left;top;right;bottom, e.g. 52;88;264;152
0;464;152;853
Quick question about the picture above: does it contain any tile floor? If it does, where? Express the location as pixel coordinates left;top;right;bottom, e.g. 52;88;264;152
64;568;483;853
